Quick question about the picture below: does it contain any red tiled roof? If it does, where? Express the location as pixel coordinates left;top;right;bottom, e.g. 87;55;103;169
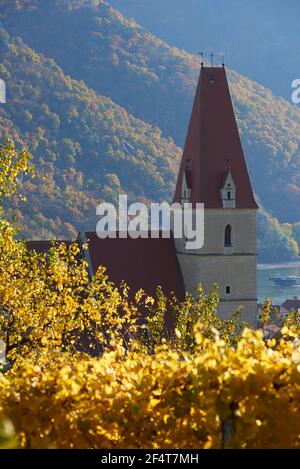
26;240;71;253
174;66;258;209
26;240;55;253
26;235;185;303
281;299;300;310
82;232;185;301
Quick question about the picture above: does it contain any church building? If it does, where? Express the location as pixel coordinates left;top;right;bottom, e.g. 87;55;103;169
28;65;258;325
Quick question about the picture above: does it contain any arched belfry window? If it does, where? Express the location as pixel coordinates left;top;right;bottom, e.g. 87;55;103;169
224;224;232;247
220;166;236;208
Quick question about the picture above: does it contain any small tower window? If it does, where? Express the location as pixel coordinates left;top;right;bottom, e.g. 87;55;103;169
220;166;236;208
224;224;232;247
181;167;191;206
226;286;231;295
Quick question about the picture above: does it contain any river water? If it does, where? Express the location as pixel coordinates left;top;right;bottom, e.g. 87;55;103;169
257;261;300;305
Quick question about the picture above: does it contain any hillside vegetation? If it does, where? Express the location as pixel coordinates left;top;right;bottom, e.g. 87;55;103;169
0;144;300;449
109;0;300;101
3;0;300;223
0;0;299;260
0;28;180;239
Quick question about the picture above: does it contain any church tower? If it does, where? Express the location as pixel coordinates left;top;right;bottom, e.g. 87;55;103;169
173;65;258;325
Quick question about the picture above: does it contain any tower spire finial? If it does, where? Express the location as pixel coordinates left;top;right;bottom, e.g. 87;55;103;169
198;51;204;68
220;52;225;68
210;52;214;67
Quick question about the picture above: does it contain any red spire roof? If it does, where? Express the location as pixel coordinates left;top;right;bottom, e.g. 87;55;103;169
173;67;258;209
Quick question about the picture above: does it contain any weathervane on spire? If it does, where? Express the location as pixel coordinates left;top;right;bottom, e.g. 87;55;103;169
198;51;225;68
220;52;225;68
198;52;204;68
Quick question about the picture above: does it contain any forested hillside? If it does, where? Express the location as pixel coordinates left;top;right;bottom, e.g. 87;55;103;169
2;0;300;224
109;0;300;101
0;28;180;239
0;0;299;260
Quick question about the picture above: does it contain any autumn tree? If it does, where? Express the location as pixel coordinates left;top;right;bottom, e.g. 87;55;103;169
0;140;300;449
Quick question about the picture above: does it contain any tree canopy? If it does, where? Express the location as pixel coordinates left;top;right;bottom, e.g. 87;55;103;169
0;141;300;449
